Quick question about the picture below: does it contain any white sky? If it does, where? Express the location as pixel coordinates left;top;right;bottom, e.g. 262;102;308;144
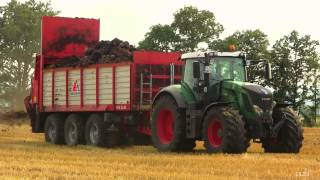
1;0;320;47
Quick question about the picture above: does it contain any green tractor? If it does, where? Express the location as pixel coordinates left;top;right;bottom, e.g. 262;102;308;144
151;50;303;153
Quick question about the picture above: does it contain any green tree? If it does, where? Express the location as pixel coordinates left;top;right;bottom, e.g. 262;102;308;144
309;67;320;122
172;6;223;52
0;0;58;110
270;31;319;110
138;24;178;52
210;29;270;85
138;6;223;52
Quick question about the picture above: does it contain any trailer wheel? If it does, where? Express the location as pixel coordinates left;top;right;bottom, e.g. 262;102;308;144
44;113;65;144
151;95;195;152
85;114;106;146
262;107;303;153
64;114;85;146
203;107;246;153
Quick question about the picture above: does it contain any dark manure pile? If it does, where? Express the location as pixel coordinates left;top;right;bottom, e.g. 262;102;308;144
46;38;136;68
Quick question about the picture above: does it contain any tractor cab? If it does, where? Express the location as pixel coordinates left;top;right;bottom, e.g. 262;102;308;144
181;51;248;102
181;50;274;135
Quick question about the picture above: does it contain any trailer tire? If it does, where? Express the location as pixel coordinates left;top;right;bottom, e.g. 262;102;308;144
203;107;246;153
105;125;120;148
262;107;303;153
151;95;195;152
85;114;106;146
44;113;65;144
64;114;85;146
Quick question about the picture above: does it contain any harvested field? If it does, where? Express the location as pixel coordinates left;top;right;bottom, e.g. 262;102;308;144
0;118;319;179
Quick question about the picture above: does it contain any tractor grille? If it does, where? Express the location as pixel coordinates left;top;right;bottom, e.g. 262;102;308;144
243;84;273;112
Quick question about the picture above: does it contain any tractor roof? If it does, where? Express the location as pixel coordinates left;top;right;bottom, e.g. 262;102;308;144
181;51;244;60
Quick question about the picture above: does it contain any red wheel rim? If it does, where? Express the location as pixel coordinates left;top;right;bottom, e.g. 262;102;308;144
156;109;174;144
208;119;223;147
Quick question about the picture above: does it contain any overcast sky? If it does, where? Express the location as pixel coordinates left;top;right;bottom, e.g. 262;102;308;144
1;0;320;47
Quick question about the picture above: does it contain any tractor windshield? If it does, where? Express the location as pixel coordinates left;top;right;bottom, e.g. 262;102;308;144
209;57;245;82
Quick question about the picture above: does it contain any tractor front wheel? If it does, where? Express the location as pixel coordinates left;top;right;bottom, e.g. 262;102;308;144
151;95;195;152
262;107;303;153
203;107;247;153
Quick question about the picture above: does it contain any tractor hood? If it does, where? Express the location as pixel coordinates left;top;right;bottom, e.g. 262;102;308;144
242;82;273;111
223;81;273;112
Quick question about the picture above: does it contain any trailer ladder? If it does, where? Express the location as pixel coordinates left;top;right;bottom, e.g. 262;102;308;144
140;72;153;110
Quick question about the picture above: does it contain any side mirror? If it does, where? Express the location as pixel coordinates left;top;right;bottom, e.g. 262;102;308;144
265;62;272;80
193;61;200;79
246;60;261;66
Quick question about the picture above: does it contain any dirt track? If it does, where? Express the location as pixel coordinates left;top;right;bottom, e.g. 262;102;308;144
0;119;319;179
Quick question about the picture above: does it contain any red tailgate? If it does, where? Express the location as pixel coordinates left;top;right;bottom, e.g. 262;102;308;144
41;16;100;59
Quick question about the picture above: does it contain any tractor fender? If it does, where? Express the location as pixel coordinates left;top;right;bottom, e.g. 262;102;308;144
274;102;293;108
152;85;187;108
202;101;233;120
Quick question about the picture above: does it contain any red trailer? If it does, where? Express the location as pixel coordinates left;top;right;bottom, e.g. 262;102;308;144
25;16;183;146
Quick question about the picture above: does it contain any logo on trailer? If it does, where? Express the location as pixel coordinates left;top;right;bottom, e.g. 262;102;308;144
70;80;80;96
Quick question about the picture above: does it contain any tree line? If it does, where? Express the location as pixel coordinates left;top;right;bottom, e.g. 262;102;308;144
0;1;319;124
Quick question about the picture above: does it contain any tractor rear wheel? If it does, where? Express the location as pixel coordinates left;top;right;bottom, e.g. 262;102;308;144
262;107;303;153
44;113;65;144
64;114;85;146
151;95;195;152
203;107;247;153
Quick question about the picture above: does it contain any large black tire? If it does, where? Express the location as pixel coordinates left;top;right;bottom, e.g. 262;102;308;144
151;95;196;152
44;113;65;144
262;107;303;153
104;124;120;147
85;114;106;146
203;107;247;153
64;114;85;146
85;114;119;147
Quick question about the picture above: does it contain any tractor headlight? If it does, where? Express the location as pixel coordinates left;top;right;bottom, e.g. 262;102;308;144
253;105;263;115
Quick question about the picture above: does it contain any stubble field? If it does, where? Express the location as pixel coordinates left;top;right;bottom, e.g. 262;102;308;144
0;118;319;179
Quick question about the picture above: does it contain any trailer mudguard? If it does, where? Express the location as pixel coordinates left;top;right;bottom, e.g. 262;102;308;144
152;85;187;108
24;96;44;132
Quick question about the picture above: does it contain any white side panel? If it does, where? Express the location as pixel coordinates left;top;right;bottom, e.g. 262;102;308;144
54;71;66;106
99;67;113;104
68;70;81;105
83;68;96;105
43;71;52;106
115;66;130;104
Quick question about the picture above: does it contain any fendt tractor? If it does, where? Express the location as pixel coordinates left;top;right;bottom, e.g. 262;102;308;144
151;49;304;153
